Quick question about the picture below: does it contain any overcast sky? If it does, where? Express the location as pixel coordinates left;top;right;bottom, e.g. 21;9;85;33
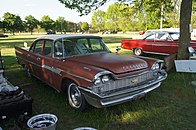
0;0;114;23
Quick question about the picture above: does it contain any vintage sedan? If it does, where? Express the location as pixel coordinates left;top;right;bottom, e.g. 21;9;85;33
15;34;167;111
121;31;196;56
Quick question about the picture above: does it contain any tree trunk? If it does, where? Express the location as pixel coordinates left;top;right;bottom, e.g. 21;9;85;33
12;30;15;35
177;0;192;60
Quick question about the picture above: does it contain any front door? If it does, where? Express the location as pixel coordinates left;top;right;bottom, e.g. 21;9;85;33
28;40;43;79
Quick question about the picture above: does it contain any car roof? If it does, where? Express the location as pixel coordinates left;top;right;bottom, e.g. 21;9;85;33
35;34;101;41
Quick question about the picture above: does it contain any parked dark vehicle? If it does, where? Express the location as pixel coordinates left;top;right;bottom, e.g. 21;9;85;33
122;31;196;56
47;30;56;34
15;34;167;111
0;34;8;38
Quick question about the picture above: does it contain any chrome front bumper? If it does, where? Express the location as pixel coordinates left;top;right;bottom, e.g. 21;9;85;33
79;71;167;108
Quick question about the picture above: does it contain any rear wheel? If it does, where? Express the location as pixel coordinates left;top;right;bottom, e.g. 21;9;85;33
133;48;143;56
67;82;88;111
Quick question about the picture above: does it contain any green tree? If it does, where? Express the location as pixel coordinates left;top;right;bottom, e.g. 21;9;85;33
91;10;106;32
117;3;137;32
77;22;83;32
105;3;120;32
192;1;196;28
58;0;108;15
2;12;23;35
55;16;67;33
81;22;89;32
40;15;55;32
25;15;39;35
134;0;175;29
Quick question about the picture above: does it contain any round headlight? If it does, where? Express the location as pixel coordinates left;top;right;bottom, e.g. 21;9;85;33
152;63;160;70
102;75;110;83
94;77;101;85
155;63;159;69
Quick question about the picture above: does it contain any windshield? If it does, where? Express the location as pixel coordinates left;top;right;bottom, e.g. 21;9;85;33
54;37;110;58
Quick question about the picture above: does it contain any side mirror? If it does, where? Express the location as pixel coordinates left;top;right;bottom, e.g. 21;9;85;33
188;47;196;56
116;46;121;54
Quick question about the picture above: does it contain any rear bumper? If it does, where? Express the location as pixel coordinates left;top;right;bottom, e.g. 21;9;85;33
79;71;167;108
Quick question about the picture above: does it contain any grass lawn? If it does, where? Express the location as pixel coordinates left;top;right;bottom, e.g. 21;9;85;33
0;33;196;130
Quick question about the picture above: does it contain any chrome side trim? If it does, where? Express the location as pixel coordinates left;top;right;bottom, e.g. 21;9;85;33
42;64;92;82
42;65;62;75
17;56;41;67
143;51;170;55
17;56;92;82
61;69;92;82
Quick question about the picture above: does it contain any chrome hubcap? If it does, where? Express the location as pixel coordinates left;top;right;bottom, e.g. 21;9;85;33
135;49;141;56
68;83;82;108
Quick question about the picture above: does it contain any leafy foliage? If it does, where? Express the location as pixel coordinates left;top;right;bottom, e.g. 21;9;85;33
58;0;108;15
0;20;2;29
2;12;24;35
25;15;39;35
55;16;67;33
91;1;178;32
91;10;106;31
81;22;89;31
40;15;55;32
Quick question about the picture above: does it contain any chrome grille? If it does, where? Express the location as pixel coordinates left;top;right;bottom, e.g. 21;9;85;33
92;71;156;94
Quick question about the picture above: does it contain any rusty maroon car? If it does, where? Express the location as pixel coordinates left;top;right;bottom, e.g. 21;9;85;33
122;31;196;56
15;34;167;111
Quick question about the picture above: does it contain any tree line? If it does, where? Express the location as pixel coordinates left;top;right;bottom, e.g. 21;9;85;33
91;1;196;33
1;1;196;35
0;12;90;35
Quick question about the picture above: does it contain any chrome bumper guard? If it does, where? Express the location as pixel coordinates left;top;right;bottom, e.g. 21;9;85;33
79;71;167;108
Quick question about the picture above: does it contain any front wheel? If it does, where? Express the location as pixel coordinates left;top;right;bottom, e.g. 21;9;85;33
133;48;143;56
67;82;88;111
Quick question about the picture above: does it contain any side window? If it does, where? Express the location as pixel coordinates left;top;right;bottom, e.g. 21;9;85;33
145;34;155;40
155;33;165;40
54;40;63;57
34;40;42;54
156;33;171;41
43;40;53;56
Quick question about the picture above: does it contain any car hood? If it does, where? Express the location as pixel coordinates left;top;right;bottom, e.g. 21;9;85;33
68;53;148;74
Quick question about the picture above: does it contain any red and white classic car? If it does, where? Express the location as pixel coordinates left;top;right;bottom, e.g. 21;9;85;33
15;34;167;111
121;31;196;56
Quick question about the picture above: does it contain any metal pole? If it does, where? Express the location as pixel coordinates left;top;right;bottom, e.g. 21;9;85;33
160;4;163;29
